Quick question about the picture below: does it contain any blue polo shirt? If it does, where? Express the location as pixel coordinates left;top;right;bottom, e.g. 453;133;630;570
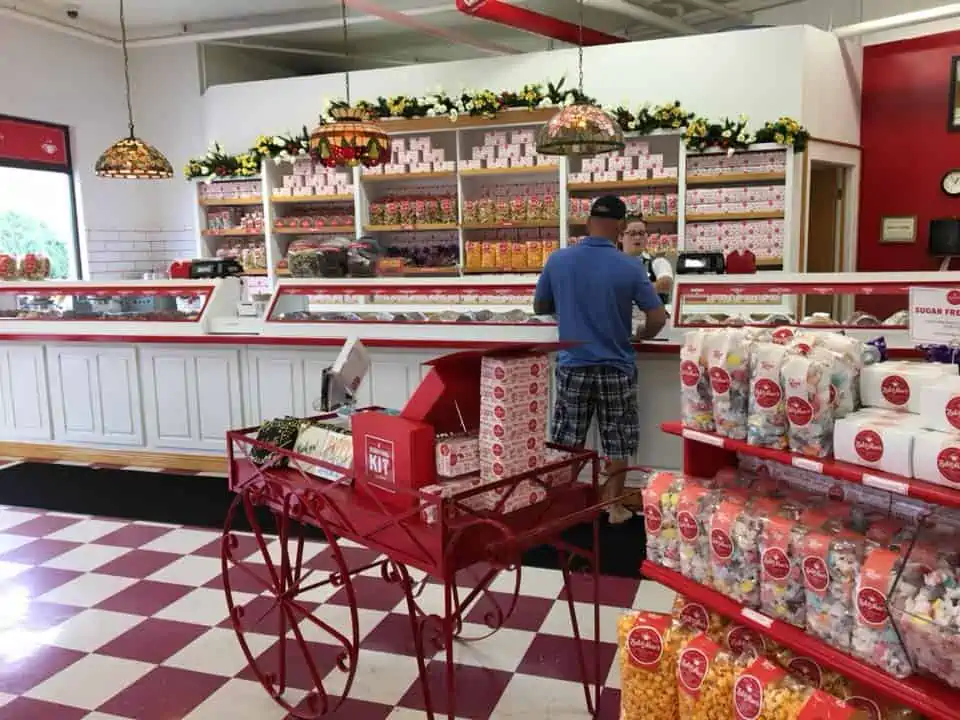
535;237;662;375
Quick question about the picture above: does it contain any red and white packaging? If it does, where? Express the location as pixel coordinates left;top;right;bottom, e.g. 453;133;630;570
419;474;485;525
918;373;960;434
435;433;480;479
623;168;648;181
834;409;921;477
581;157;606;173
593;171;618;183
913;428;960;488
860;361;958;413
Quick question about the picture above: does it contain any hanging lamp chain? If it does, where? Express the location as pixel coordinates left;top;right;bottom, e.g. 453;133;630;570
577;0;584;94
341;0;351;106
120;0;135;138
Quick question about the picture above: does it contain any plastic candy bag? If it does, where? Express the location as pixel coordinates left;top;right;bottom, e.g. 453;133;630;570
782;353;834;457
643;472;684;570
707;329;750;440
852;547;912;678
748;342;789;449
759;501;809;627
709;495;778;608
802;522;864;653
681;330;715;432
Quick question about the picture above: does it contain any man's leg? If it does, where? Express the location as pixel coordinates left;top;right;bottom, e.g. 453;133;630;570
596;367;639;524
550;366;595;451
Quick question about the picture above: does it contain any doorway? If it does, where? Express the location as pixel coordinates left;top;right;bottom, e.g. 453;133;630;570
803;162;846;317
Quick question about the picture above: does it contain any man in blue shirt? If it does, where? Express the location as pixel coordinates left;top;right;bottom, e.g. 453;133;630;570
534;195;666;522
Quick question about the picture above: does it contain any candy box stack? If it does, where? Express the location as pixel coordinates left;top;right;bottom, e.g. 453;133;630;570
418;474;485;525
860;361;958;413
478;353;549;482
676;634;735;720
834;410;922;478
618;611;691;720
435;432;480;478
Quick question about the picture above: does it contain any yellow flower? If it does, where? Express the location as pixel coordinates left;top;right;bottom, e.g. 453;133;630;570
774;133;785;144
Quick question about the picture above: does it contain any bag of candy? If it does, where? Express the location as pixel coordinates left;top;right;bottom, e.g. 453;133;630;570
672;595;728;644
759;501;809;627
678;483;722;585
723;623;769;659
618;611;690;720
819;334;864;415
681;330;715;432
772;647;851;699
748;342;789;449
734;657;867;720
802;521;864;653
643;472;684;570
677;633;735;720
851;546;913;678
706;329;750;440
709;494;778;608
782;352;834;457
839;683;923;720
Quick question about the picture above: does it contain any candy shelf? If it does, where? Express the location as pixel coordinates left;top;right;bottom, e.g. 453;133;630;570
686;171;787;185
199;196;262;207
459;166;558;177
570;214;677;225
272;194;354;204
641;562;959;720
461;221;559;230
364;223;458;232
568;178;679;192
685;210;785;222
274;226;353;235
363;171;456;183
661;420;960;509
200;229;264;237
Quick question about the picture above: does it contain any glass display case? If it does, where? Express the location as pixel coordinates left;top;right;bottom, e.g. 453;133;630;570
0;278;242;335
263;277;557;342
671;272;960;343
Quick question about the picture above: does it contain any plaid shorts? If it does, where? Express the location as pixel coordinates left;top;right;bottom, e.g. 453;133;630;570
551;365;639;461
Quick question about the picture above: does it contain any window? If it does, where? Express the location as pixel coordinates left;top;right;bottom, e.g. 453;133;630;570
0;115;81;279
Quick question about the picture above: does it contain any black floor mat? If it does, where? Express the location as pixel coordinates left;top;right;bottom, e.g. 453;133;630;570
0;462;645;577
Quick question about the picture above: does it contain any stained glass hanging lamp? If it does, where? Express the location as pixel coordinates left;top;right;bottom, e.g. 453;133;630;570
95;0;173;179
309;0;390;168
535;0;624;157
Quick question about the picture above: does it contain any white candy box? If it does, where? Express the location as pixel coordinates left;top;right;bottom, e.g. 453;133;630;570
919;373;960;434
913;429;960;488
860;361;958;413
834;410;922;477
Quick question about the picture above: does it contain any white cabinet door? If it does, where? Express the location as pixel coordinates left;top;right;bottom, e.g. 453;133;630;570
246;349;307;423
141;346;242;452
48;345;143;446
0;344;51;440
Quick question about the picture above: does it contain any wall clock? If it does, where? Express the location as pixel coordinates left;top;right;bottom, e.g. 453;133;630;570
943;170;960;196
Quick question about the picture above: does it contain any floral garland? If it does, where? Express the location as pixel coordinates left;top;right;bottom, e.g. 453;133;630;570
184;77;808;179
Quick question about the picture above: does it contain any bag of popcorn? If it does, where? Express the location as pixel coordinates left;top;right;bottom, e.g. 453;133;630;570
772;647;851;699
619;611;691;720
681;330;715;432
734;657;867;719
677;633;735;720
707;329;750;440
748;342;789;449
672;595;728;644
839;683;923;720
782;353;834;457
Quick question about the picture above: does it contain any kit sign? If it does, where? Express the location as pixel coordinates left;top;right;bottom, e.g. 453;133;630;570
909;287;960;344
364;435;395;489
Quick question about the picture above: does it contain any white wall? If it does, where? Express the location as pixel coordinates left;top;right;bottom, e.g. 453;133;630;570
801;26;862;145
203;26;824;152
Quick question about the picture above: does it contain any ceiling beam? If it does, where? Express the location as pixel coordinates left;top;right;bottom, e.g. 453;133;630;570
581;0;699;35
681;0;752;23
207;40;412;66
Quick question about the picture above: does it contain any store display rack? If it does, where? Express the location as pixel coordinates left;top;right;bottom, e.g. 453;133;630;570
641;562;958;720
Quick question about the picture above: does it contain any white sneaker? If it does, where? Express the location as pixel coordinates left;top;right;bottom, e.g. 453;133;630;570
606;503;633;525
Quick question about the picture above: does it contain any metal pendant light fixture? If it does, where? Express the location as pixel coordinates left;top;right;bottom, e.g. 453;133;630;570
309;0;390;168
535;0;624;157
95;0;173;179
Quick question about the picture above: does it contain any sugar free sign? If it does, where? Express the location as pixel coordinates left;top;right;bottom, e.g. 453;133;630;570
909;287;960;345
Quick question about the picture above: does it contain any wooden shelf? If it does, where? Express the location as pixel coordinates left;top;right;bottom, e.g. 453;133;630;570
376;108;556;133
755;257;784;268
568;178;679;192
461;221;558;230
686;171;786;185
272;194;354;204
462;268;542;275
362;171;455;183
364;223;458;232
686;210;785;222
201;229;264;238
200;197;262;207
642;562;960;720
274;226;354;235
239;269;268;276
459;166;558;178
570;215;677;224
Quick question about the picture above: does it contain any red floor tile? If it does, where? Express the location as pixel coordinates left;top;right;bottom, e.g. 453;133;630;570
236;637;349;692
94;579;194;616
292;695;396;719
361;612;439;658
516;633;618;685
463;591;556;633
97;617;209;664
398;661;513;719
94;524;176;548
10;567;82;597
0;645;84;694
193;532;257;560
559;572;641;608
0;539;81;564
4;515;83;537
20;601;83;631
94;549;181;579
97;665;228;720
0;697;87;719
306;545;383;575
326;574;406;612
205;558;275;595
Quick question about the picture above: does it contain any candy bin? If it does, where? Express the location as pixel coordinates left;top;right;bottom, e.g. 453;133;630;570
706;328;750;440
18;252;50;280
733;657;867;720
643;472;685;570
802;521;865;653
759;500;809;627
677;482;721;585
851;546;913;678
677;633;735;720
681;329;715;432
618;611;691;720
671;594;729;644
0;253;19;280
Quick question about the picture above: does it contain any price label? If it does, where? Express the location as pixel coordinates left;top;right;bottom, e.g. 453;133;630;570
741;608;774;629
791;457;823;473
682;429;725;448
862;473;909;496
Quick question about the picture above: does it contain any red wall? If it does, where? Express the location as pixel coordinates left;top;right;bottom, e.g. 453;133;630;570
858;31;960;316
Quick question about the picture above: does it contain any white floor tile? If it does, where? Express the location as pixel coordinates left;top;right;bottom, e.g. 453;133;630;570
0;510;40;532
494;674;595;719
45;519;128;543
0;691;13;708
0;561;30;582
322;649;421;706
25;653;152;710
490;566;564;599
42;544;131;573
155;587;256;627
184;678;304;720
37;573;137;608
450;624;536;672
140;528;220;555
83;713;135;720
164;627;275;677
538;601;623;645
0;534;33;556
147;555;221;587
296;605;386;645
633;580;676;614
49;608;144;652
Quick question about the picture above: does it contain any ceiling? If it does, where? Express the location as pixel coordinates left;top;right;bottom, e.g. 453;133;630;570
2;0;812;80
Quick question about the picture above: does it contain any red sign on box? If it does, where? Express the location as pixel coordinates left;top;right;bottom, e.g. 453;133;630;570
364;435;395;490
0;117;69;168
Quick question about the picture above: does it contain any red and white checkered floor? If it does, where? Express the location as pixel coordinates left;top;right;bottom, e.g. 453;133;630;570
0;499;674;719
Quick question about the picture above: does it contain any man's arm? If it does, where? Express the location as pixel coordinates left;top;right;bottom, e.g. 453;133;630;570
632;270;667;339
533;260;555;315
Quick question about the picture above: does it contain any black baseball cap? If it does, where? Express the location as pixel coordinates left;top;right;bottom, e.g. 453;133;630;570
589;195;627;220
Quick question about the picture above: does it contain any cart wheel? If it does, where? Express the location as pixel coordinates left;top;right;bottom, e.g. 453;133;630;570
222;486;360;719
